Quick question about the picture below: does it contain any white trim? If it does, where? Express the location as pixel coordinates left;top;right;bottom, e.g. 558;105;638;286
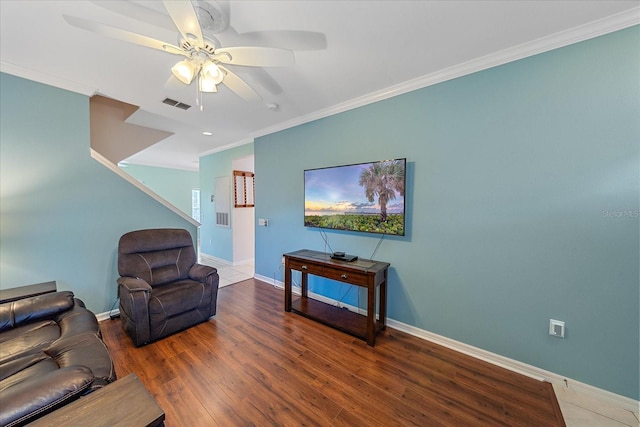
232;258;255;267
121;158;198;172
386;318;640;413
200;252;255;268
248;8;640;143
199;253;233;266
91;149;200;227
253;276;639;413
96;308;119;322
0;61;98;96
199;137;254;158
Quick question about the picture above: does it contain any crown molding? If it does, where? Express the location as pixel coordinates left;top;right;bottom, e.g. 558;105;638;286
0;61;98;97
198;137;255;159
251;8;640;142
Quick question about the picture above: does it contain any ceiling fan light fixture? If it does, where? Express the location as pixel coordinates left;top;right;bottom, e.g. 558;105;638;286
172;60;197;84
202;61;224;84
199;74;218;93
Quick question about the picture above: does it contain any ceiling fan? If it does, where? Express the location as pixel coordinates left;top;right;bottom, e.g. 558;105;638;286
63;0;298;109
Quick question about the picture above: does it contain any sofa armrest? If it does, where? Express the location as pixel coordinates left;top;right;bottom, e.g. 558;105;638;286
0;365;94;427
189;264;218;283
0;291;75;332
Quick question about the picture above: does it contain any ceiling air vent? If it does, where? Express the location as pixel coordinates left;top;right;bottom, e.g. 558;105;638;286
162;97;191;110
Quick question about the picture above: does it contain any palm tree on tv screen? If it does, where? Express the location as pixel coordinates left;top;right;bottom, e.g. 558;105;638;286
358;160;405;222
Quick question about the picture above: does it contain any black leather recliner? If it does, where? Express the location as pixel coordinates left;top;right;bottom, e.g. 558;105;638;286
117;228;219;346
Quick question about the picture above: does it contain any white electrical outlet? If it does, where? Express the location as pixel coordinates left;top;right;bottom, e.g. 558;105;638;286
258;218;268;226
549;319;565;338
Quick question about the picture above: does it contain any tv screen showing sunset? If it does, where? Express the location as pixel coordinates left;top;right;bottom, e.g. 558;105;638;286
304;159;406;236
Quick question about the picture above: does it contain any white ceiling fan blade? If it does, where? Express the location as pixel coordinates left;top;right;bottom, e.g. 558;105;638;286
63;15;186;56
216;47;294;67
243;68;283;95
89;1;176;32
162;0;204;48
237;30;327;51
219;65;261;103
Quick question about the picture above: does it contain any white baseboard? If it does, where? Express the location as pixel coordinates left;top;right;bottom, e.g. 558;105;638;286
233;258;255;267
386;318;639;413
199;253;233;266
200;253;254;267
254;275;639;413
96;308;119;322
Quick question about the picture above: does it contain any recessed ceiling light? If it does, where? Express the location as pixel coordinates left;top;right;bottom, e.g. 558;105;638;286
202;131;213;136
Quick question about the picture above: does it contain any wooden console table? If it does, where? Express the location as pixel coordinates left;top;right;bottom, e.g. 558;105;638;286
29;373;165;427
284;249;390;346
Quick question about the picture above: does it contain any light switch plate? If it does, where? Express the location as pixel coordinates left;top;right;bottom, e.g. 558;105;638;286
549;319;565;338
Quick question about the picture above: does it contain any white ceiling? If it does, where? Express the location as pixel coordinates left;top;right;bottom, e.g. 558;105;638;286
2;1;639;171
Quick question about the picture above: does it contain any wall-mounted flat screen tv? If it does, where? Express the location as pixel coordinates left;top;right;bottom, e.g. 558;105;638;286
304;158;406;236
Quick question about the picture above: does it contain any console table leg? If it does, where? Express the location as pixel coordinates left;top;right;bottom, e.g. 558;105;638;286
284;264;292;312
380;274;388;331
367;284;375;346
301;272;308;298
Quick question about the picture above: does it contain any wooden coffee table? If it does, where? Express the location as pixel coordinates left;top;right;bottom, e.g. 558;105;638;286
28;373;165;427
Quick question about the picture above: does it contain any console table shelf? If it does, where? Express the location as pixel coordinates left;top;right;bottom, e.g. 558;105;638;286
284;249;390;346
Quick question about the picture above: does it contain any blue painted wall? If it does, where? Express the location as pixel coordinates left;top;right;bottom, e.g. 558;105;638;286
0;73;198;313
254;27;640;400
199;143;254;260
122;163;199;218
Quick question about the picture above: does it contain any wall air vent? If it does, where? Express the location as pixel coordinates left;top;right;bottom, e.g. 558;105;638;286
215;176;231;228
162;98;191;110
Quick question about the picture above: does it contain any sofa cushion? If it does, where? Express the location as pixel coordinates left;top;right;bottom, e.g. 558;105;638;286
0;321;60;364
47;332;115;385
0;355;58;392
55;302;101;338
0;352;51;384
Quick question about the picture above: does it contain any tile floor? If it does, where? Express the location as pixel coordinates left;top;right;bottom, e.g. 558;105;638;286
199;255;254;288
199;254;639;426
553;384;639;426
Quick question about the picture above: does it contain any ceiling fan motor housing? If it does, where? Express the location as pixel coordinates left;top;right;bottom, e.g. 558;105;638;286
192;0;229;34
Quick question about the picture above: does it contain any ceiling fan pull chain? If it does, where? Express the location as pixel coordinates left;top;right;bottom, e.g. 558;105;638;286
195;82;203;111
200;87;204;112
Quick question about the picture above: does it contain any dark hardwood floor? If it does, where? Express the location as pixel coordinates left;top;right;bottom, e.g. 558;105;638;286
99;279;565;426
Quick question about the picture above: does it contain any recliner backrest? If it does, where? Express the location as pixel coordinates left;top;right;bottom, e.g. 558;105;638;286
118;228;197;286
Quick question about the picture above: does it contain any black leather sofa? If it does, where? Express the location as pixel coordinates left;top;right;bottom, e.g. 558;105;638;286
0;291;116;426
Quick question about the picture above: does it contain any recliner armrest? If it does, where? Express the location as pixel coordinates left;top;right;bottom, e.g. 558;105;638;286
117;277;151;346
117;277;152;293
188;264;218;282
